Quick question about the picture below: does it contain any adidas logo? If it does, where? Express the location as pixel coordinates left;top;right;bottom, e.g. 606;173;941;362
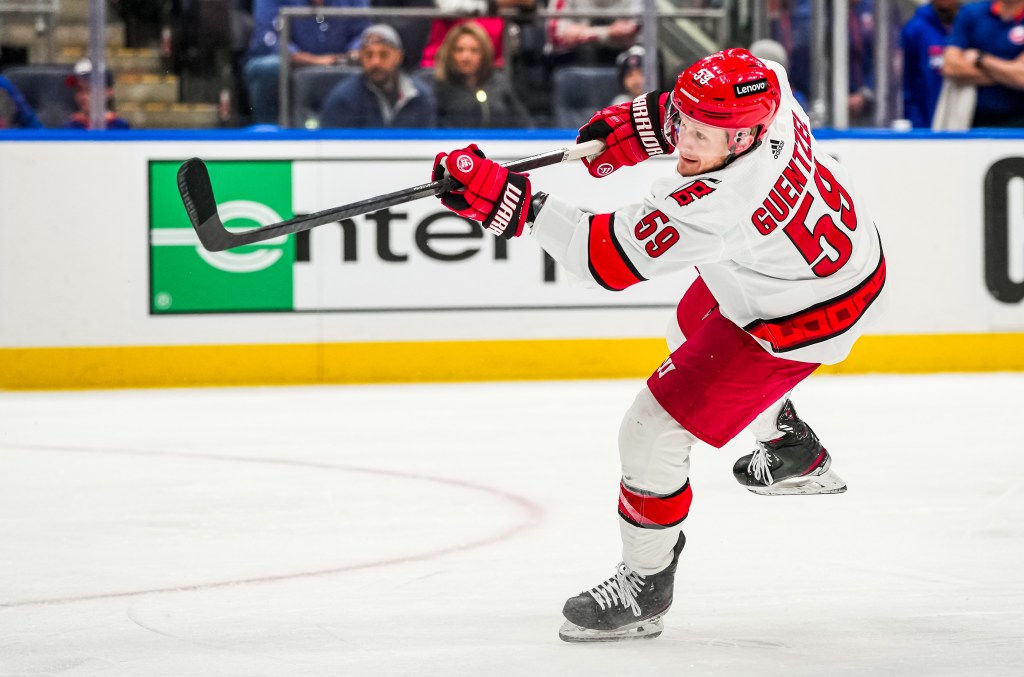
770;139;785;159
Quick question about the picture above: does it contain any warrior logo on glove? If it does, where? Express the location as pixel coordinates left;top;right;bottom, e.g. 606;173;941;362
432;144;532;239
576;91;675;179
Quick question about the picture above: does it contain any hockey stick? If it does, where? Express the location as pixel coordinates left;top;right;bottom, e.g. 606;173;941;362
176;139;605;252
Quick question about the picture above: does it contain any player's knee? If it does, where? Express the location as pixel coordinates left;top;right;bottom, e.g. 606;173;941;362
618;387;696;495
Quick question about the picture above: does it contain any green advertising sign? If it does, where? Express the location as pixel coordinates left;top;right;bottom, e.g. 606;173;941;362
149;160;295;313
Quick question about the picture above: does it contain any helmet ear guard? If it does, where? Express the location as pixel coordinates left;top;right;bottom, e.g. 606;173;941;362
727;127;757;155
731;128;750;145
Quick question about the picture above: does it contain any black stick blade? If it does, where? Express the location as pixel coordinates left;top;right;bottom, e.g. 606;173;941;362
176;158;232;252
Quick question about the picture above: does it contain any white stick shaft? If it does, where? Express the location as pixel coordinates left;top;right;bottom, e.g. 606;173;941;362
563;139;606;161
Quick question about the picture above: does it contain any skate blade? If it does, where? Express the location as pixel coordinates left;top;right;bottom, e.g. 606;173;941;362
746;467;847;496
558;617;664;643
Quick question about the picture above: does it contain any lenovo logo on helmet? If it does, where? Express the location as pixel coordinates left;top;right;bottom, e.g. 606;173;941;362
733;78;769;97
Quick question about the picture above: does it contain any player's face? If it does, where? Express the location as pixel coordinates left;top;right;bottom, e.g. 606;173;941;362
451;34;484;77
665;106;755;176
671;113;733;176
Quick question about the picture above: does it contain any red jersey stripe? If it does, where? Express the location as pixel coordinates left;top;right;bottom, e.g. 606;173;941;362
587;213;646;291
744;252;886;352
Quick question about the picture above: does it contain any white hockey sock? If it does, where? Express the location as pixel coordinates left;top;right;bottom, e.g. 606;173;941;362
749;392;792;442
618;387;695;575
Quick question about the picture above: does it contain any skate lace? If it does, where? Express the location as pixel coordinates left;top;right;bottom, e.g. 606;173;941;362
748;443;774;484
588;563;645;617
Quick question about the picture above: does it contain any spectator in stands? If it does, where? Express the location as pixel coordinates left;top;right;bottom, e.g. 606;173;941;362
901;0;959;128
320;23;436;127
546;0;641;67
941;0;1024;128
433;20;532;128
63;59;132;130
0;74;43;129
608;45;645;105
244;0;372;124
420;0;536;70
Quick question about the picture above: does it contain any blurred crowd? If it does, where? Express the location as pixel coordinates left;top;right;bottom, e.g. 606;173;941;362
1;0;1022;131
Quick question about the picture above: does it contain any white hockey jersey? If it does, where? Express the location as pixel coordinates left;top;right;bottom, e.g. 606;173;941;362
531;62;886;365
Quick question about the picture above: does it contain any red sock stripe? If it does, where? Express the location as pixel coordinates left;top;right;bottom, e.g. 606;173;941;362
618;481;692;529
744;252;886;352
587;213;645;291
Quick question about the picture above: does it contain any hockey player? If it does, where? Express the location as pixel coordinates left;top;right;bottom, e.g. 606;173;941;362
431;48;886;642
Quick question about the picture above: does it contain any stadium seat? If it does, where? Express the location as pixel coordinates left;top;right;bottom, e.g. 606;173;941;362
551;66;620;130
2;64;76;128
290;65;360;129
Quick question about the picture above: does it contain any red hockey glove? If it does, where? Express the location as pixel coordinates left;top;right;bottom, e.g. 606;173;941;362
576;91;674;178
432;144;532;239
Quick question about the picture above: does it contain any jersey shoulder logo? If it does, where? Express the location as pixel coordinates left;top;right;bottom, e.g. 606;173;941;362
770;139;785;159
669;177;721;207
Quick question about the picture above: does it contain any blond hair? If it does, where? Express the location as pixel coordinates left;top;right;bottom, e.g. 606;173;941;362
434;21;495;83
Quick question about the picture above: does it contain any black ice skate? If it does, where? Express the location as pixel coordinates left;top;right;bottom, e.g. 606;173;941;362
733;400;847;496
559;532;686;643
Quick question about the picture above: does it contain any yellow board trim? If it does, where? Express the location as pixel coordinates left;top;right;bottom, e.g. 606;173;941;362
2;333;1024;390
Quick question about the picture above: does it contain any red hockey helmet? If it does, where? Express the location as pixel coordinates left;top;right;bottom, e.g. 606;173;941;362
666;48;781;144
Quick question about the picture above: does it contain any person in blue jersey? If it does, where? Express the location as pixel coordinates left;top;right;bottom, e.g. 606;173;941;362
319;24;436;128
243;0;373;124
942;0;1024;127
901;0;960;127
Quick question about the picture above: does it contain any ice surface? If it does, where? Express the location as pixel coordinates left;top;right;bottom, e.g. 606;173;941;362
2;374;1023;676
